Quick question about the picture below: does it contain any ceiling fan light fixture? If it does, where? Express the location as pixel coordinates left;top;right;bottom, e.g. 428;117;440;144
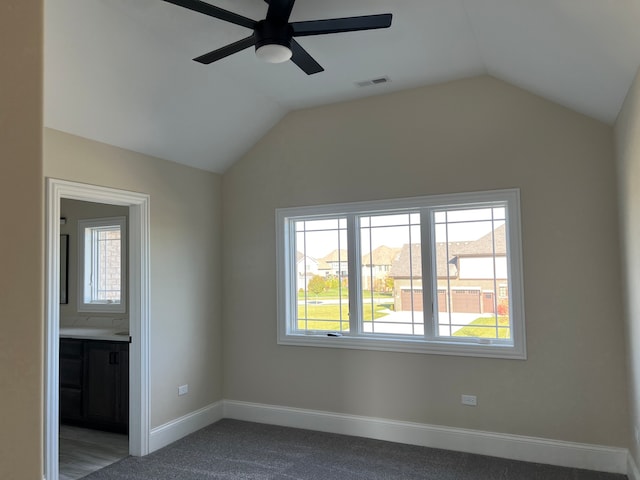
255;44;292;64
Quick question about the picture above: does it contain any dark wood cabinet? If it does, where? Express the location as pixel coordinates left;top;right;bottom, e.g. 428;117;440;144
59;339;84;423
60;338;129;433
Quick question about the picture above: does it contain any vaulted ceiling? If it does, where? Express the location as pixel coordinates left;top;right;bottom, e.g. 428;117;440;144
44;0;640;173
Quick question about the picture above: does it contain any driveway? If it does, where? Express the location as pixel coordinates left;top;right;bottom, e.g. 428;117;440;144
363;310;493;335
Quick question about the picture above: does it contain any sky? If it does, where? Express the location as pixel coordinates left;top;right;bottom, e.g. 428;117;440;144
296;209;505;259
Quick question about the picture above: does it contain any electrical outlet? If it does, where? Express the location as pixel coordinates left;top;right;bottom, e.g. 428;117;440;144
178;384;188;396
461;394;477;406
635;426;640;446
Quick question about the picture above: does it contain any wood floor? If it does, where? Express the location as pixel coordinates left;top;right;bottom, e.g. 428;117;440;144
59;425;129;480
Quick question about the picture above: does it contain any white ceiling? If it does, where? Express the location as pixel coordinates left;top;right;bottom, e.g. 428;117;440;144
44;0;640;173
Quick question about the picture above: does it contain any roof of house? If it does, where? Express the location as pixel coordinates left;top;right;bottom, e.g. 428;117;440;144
319;249;348;264
451;224;507;257
296;252;318;264
389;243;429;278
389;224;507;278
362;245;402;266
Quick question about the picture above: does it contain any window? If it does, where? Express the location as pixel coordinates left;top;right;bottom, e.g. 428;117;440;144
276;189;526;359
78;217;126;313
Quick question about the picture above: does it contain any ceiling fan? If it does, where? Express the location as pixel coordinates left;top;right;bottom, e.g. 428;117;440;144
163;0;392;74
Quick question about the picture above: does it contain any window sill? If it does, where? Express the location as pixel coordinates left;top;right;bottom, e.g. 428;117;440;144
277;333;526;360
78;303;126;314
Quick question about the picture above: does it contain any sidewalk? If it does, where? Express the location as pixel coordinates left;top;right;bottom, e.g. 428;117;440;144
363;310;493;335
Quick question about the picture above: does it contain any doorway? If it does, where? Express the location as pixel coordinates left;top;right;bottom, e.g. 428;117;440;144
45;178;151;480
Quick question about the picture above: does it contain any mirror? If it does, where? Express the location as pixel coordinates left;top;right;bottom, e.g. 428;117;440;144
60;234;69;304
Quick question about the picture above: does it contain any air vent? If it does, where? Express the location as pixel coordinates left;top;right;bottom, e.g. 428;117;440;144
355;76;390;88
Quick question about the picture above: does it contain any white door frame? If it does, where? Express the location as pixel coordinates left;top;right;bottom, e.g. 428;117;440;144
44;178;150;480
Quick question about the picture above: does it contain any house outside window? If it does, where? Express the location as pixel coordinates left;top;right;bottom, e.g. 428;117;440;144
276;189;526;359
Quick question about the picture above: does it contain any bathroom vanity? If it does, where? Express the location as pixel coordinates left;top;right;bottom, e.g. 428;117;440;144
59;329;129;434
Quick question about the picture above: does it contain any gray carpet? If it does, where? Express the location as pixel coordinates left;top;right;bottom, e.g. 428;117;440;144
83;419;627;479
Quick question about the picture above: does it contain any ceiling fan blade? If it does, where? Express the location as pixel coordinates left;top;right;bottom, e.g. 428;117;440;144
292;13;392;37
164;0;257;30
266;0;296;22
193;35;256;64
290;39;323;75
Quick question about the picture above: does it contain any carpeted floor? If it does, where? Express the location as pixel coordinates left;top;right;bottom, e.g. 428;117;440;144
83;419;627;479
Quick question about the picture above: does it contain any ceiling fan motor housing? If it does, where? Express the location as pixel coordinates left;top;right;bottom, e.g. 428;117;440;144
255;20;293;50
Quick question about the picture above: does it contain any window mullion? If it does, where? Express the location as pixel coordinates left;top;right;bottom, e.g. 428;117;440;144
347;215;362;336
420;209;435;340
286;218;298;334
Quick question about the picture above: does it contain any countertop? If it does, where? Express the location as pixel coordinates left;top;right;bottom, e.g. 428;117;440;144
59;326;130;342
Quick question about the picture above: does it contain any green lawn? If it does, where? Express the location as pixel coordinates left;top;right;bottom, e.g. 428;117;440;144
298;289;392;300
297;303;389;331
453;316;510;339
299;288;347;299
296;306;509;339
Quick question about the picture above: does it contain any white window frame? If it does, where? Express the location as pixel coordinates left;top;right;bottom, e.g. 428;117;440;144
77;216;127;313
276;189;526;359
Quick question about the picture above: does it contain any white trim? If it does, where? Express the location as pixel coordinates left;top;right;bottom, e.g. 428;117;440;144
128;197;151;457
44;182;61;480
222;400;628;475
44;178;151;480
149;401;224;453
629;454;640;480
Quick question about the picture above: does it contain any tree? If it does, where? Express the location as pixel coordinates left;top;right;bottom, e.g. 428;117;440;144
326;275;340;290
308;275;326;296
374;277;394;293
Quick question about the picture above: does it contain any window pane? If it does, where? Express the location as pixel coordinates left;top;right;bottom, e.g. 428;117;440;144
443;208;493;223
433;207;510;340
370;214;410;227
294;218;349;333
493;207;506;220
94;227;122;303
296;218;340;232
362;214;423;336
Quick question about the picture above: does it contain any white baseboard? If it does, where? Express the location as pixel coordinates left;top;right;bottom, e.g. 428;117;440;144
629;454;640;480
223;399;628;475
143;399;629;475
149;401;223;453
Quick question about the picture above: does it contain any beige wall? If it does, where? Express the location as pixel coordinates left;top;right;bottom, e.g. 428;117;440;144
0;0;44;478
222;75;629;446
615;66;640;464
45;128;223;427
